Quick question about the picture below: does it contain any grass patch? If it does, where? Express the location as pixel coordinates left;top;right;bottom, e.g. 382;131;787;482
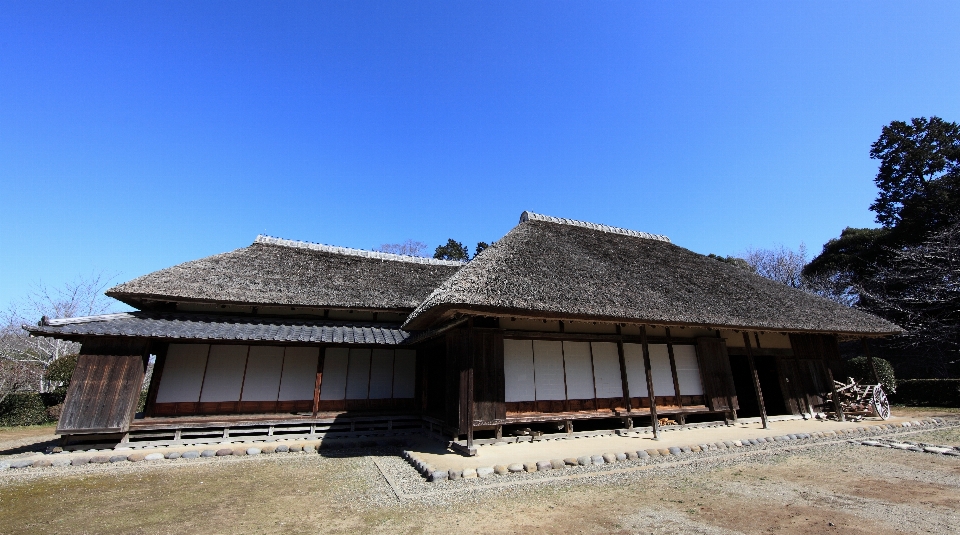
0;423;57;442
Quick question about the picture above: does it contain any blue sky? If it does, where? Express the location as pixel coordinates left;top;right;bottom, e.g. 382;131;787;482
2;1;959;312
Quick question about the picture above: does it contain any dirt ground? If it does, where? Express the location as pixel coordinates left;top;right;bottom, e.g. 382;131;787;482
1;411;958;534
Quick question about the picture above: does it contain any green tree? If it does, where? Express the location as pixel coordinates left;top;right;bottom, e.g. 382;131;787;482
433;239;469;261
870;116;960;238
475;242;490;257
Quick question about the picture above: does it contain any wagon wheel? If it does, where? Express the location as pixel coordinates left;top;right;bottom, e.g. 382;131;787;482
872;386;890;420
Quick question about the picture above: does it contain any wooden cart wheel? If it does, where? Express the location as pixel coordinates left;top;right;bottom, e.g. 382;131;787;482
872;386;890;420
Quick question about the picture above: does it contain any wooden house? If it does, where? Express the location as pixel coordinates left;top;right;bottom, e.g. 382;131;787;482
27;212;900;450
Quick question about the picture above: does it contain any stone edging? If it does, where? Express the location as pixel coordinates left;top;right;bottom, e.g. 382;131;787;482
403;418;949;483
0;440;323;471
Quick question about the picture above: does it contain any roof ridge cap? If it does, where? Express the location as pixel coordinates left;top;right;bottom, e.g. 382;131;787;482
519;212;670;242
43;312;136;326
255;235;466;266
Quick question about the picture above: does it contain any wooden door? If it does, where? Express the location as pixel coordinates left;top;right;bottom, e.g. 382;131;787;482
695;338;739;412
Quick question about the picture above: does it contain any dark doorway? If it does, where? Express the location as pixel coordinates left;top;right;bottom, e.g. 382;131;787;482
728;355;790;417
754;357;789;416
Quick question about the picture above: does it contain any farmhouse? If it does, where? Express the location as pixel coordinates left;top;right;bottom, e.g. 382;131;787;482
27;212;900;451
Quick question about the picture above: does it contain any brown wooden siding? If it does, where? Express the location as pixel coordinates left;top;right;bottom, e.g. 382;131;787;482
57;354;145;434
472;329;506;425
695;337;739;412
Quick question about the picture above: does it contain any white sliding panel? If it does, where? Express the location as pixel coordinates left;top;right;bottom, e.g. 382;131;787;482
562;342;595;400
392;350;417;399
622;343;648;398
199;345;249;402
503;339;536;402
648;344;677;396
319;348;349;400
368;349;395;399
278;347;319;401
345;349;372;399
241;346;284;401
532;340;565;401
673;345;704;395
156;344;209;403
591;342;623;398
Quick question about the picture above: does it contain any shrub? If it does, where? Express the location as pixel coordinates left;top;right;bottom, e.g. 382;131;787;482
844;356;897;392
44;354;78;394
45;403;64;422
891;379;960;407
0;393;51;427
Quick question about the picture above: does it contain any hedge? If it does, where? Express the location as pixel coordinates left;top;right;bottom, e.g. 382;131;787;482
0;393;52;427
891;379;960;408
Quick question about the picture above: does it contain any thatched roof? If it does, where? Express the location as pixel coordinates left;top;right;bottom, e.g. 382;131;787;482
403;212;901;335
107;236;463;311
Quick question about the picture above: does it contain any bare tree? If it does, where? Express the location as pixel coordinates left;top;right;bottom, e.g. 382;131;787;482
743;244;809;289
857;223;960;377
0;273;118;393
377;240;428;257
742;243;856;306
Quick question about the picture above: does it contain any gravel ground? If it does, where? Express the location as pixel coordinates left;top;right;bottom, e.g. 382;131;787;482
1;419;958;534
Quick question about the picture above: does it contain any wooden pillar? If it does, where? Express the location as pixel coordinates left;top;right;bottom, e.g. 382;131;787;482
616;326;632;413
824;361;845;422
743;332;769;429
466;326;475;450
640;326;659;440
565;420;573;434
861;337;881;385
312;348;325;417
665;328;684;416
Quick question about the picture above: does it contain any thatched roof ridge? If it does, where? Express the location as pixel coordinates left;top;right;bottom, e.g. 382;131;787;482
403;216;901;335
107;237;462;311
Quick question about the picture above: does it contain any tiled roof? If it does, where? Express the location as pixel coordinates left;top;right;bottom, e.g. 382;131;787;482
26;312;410;345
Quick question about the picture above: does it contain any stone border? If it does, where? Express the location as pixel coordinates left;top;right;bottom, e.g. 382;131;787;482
403;418;948;483
0;439;331;471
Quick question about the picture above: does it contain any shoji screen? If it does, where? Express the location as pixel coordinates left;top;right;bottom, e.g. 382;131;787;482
591;342;623;398
647;345;677;396
672;345;704;395
278;347;319;401
319;348;349;400
532;340;565;401
155;344;209;403
240;346;284;402
561;342;594;400
503;339;536;402
622;343;648;397
199;345;248;402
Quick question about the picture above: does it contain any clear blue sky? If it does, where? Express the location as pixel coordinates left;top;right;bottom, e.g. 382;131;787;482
2;1;959;312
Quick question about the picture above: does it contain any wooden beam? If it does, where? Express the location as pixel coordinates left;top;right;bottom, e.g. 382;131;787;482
466;324;475;450
743;332;769;429
640;326;659;440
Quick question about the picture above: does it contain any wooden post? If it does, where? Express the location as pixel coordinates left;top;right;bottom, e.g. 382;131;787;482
824;361;845;422
616;327;632;413
665;328;684;414
861;337;881;385
312;348;325;417
565;420;573;434
466;324;475;451
640;326;659;440
743;332;769;429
